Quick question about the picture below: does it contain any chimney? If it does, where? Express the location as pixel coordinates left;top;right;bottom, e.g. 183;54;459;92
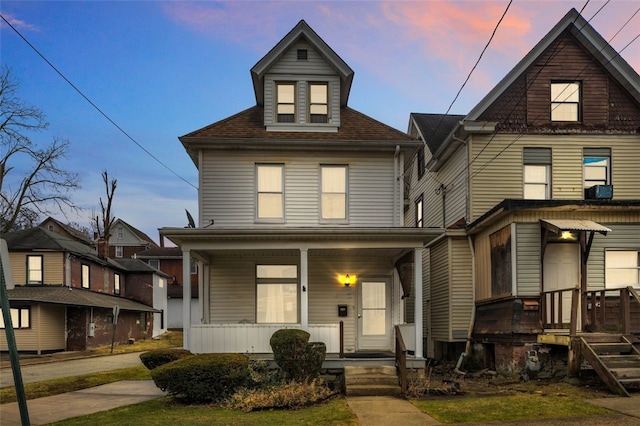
97;237;109;258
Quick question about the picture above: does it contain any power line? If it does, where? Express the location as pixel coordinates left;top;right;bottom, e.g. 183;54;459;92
0;13;198;191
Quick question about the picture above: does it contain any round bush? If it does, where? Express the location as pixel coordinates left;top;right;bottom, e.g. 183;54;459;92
139;349;192;370
151;353;250;402
270;329;310;380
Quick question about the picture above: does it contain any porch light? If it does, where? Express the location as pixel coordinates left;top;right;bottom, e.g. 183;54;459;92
560;231;575;240
344;274;351;287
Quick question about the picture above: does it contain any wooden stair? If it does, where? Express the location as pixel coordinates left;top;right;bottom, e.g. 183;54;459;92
581;334;640;397
344;365;401;396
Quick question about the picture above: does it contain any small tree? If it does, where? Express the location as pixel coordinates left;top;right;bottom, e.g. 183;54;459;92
0;67;80;233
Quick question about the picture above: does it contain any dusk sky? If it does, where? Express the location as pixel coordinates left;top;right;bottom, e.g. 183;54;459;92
1;1;639;243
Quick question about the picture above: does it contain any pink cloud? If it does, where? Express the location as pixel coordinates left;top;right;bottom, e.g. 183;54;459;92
0;12;39;31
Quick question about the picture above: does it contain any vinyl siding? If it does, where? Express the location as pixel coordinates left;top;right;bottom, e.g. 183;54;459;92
9;252;64;285
516;223;542;296
200;151;396;226
475;234;492;300
430;239;450;341
469;134;640;221
587;224;640;291
0;304;65;352
450;237;473;340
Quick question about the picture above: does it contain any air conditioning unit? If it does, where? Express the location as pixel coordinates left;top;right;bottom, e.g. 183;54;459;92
585;184;613;200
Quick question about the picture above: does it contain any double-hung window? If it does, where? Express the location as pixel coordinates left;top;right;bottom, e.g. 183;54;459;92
320;165;347;221
256;265;297;323
276;82;296;123
583;147;610;197
27;255;43;284
309;82;328;123
523;147;551;199
0;307;30;329
81;264;90;289
415;195;423;227
606;250;639;289
115;246;123;258
256;164;284;221
551;81;580;122
114;273;121;295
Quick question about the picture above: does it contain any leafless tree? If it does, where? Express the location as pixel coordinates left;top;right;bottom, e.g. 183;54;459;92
0;67;80;233
93;170;117;239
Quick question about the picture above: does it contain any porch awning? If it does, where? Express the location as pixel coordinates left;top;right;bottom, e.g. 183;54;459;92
540;219;612;235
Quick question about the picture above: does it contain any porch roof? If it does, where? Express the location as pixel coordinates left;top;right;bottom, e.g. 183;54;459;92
540;219;612;235
159;227;443;250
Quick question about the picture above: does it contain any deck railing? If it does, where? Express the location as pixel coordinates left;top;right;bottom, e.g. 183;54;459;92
394;325;408;396
543;286;640;335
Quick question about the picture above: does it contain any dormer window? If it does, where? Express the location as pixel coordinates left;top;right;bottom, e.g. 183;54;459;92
309;82;328;123
276;82;296;123
551;81;580;122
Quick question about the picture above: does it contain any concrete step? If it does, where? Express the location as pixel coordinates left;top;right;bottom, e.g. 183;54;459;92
345;373;399;386
346;384;402;396
344;365;397;376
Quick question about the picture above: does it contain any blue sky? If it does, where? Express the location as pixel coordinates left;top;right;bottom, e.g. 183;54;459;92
1;1;638;243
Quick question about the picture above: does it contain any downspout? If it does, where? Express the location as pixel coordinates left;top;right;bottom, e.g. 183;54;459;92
394;145;400;226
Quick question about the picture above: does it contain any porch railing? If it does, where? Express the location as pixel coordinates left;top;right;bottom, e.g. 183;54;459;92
189;323;341;354
542;286;640;335
395;325;408;396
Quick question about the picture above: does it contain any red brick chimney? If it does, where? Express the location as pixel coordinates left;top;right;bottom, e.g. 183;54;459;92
97;237;109;258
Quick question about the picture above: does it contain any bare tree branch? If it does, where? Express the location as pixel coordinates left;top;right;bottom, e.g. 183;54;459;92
93;170;117;239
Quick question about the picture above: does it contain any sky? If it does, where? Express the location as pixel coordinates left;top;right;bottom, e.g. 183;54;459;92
1;0;639;244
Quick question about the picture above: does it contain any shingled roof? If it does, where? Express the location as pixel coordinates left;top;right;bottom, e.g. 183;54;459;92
410;113;465;154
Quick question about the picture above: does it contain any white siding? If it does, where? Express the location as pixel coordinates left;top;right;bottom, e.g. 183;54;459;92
430;240;449;341
200;152;396;227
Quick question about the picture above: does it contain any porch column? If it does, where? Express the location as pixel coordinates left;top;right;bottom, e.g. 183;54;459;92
414;248;423;358
300;248;309;330
182;249;192;351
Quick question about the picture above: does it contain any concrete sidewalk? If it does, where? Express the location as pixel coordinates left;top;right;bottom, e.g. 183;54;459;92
347;395;441;425
0;380;165;425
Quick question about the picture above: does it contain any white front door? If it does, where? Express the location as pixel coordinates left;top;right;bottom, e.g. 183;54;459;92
543;243;580;329
357;279;391;350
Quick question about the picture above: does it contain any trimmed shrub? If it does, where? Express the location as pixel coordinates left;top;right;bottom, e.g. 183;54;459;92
151;353;250;402
269;329;326;382
270;329;310;381
139;348;192;370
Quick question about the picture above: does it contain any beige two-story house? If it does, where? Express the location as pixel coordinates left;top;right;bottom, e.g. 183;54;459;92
406;8;640;380
161;20;441;362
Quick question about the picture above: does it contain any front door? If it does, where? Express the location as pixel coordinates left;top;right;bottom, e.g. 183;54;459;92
543;243;580;329
357;279;391;350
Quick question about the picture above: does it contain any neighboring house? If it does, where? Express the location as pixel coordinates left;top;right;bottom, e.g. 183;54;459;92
39;217;95;248
0;227;159;353
105;219;159;259
161;20;440;360
134;246;200;329
405;8;640;375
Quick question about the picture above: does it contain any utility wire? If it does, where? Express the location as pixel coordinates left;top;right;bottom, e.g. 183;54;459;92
0;13;198;191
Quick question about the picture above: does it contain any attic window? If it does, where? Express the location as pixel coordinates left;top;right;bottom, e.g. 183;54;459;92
551;82;580;122
297;49;308;60
276;82;296;123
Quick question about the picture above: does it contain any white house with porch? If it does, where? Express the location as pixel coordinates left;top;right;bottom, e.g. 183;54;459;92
160;20;441;366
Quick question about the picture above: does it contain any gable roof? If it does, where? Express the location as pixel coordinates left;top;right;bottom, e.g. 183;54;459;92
467;8;640;121
180;106;418;165
7;286;158;312
111;219;158;248
113;258;171;278
39;217;95;247
250;20;354;106
410;113;466;154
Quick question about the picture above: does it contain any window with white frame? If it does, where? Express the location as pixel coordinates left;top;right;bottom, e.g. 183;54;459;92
256;265;297;323
0;307;30;329
149;259;160;270
115;246;123;258
190;259;198;275
81;264;90;289
309;82;328;123
606;250;640;289
583;148;610;197
114;273;121;295
256;164;284;221
276;82;296;123
551;81;580;122
117;227;124;239
320;165;347;221
415;195;423;227
523;147;551;200
27;255;43;284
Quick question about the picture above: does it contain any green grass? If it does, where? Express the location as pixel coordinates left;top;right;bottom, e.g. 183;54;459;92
49;396;359;426
0;366;151;404
412;393;611;423
89;331;183;355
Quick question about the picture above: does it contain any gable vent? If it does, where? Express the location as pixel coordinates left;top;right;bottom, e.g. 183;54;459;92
297;49;308;60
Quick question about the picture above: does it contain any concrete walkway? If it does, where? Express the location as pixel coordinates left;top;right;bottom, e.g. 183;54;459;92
347;395;441;425
0;380;166;425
